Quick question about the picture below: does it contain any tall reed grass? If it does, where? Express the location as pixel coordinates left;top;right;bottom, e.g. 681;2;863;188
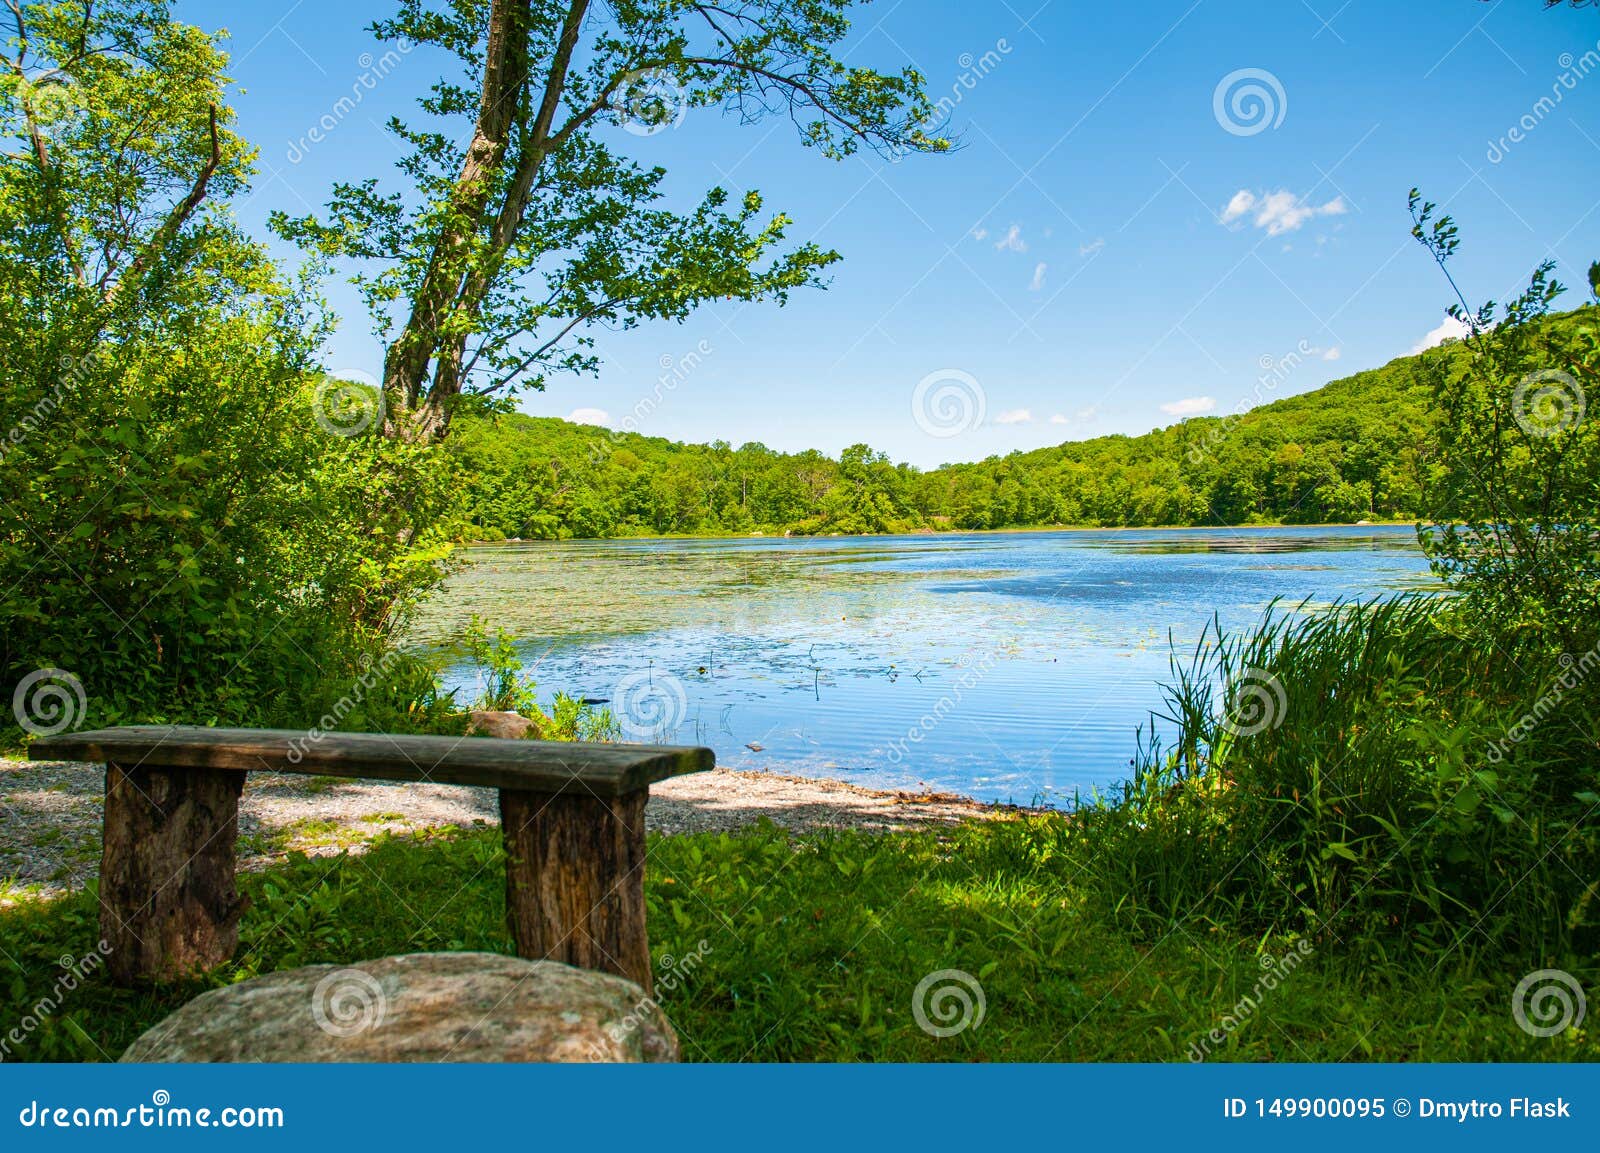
1071;594;1599;964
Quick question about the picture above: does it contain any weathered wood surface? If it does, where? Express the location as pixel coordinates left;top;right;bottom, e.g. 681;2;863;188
99;761;244;985
29;725;713;988
501;789;653;993
30;725;713;796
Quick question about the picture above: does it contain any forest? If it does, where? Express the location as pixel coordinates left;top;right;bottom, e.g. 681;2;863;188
445;320;1496;539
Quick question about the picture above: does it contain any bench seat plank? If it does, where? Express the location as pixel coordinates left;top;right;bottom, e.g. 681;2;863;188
29;725;713;797
29;724;714;989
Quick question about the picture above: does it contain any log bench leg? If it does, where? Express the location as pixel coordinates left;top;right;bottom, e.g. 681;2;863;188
99;762;244;986
499;788;653;994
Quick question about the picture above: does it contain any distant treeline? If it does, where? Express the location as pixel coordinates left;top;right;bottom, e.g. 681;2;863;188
446;310;1586;539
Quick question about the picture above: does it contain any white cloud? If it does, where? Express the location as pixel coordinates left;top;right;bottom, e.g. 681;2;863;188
1161;396;1217;417
1049;413;1070;425
995;408;1033;425
1220;189;1256;224
567;407;611;426
1029;262;1048;291
971;226;989;241
1079;238;1105;257
1322;346;1341;361
994;224;1027;253
1411;313;1471;354
1220;189;1347;236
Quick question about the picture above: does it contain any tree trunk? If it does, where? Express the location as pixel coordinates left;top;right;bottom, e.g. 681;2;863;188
380;0;534;431
380;0;594;443
99;762;244;985
500;787;653;994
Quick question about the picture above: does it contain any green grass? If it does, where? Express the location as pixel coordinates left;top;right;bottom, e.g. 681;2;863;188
1109;596;1600;963
4;594;1594;1062
1;819;1592;1062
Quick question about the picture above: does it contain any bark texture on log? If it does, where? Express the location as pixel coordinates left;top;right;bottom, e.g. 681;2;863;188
500;788;653;994
99;762;244;986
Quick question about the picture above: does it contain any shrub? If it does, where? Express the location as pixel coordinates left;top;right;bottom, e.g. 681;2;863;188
1085;595;1600;960
0;1;456;736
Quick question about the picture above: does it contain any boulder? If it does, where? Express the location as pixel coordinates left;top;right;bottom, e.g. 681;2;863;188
120;952;678;1063
466;709;540;739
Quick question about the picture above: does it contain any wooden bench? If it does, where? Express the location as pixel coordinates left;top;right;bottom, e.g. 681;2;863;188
28;725;712;993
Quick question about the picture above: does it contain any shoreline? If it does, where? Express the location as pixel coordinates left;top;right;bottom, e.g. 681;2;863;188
460;520;1420;548
0;757;1022;905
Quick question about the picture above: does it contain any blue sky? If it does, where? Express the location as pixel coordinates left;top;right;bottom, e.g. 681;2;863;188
179;0;1600;468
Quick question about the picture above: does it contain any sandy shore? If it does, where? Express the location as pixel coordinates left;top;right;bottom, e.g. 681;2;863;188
0;756;1014;904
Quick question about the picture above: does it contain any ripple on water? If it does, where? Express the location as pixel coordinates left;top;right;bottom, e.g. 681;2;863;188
412;526;1435;807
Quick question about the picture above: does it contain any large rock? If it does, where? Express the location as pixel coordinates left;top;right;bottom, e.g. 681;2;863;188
466;710;540;739
120;952;678;1063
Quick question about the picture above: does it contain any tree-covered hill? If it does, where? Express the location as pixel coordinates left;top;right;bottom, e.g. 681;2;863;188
447;306;1589;539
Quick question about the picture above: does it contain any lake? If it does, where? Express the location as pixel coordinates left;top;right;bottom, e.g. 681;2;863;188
412;526;1435;807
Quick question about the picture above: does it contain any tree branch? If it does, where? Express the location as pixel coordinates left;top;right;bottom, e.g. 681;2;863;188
679;55;871;142
111;103;220;304
6;2;89;286
487;295;629;391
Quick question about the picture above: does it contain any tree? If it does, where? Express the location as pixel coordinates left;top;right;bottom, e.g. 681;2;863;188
1;0;250;346
1408;191;1599;653
277;0;947;445
1;1;452;728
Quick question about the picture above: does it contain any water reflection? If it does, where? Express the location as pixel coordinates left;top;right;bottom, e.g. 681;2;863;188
411;526;1434;806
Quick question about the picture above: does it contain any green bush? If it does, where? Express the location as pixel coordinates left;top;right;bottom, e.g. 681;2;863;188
0;1;456;737
446;618;619;741
1073;225;1600;966
1409;195;1599;654
0;295;457;732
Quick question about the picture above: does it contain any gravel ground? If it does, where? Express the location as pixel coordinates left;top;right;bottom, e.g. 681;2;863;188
0;756;1014;904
